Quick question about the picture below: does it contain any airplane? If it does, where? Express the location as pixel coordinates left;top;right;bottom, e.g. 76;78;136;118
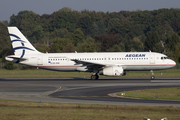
5;27;176;80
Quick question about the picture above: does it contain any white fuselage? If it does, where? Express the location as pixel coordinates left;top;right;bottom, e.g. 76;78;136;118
13;52;176;72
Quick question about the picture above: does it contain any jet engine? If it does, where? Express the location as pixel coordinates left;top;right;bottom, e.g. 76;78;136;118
99;66;125;76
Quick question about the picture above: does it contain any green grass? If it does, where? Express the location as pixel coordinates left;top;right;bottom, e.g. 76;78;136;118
117;87;180;101
125;69;180;77
0;68;180;78
0;99;180;120
0;69;93;78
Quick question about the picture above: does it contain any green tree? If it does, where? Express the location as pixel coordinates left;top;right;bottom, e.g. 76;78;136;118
167;33;180;52
50;38;73;53
78;37;101;52
3;62;18;70
131;37;144;52
106;44;122;52
72;28;84;46
33;25;43;41
9;11;39;37
77;14;93;35
94;33;122;51
63;43;76;52
92;20;106;36
108;18;121;33
51;11;78;32
145;31;160;51
59;7;72;12
0;22;10;53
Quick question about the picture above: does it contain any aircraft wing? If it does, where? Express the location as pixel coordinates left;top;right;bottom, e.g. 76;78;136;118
71;59;106;68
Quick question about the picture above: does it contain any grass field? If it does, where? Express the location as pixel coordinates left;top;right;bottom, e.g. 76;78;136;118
0;68;180;78
0;69;180;119
117;87;180;101
0;99;180;120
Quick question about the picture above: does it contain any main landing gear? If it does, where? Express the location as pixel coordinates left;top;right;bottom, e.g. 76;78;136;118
91;73;99;80
150;70;155;80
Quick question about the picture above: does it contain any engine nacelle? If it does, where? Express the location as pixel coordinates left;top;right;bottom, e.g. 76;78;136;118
100;66;124;76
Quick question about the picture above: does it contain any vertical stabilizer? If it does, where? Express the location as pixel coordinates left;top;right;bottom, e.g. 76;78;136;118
8;27;40;57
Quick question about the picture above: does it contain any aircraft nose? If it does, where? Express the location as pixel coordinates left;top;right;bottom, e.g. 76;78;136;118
171;60;176;67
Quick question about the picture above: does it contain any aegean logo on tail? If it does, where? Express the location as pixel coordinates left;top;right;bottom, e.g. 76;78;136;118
10;34;35;58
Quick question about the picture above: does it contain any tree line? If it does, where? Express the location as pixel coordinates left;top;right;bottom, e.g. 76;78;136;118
0;7;180;69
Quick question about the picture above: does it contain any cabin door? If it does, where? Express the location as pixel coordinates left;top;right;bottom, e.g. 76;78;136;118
37;55;43;65
150;54;155;64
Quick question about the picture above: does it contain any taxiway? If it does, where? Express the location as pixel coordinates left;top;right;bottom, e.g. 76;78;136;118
0;77;180;106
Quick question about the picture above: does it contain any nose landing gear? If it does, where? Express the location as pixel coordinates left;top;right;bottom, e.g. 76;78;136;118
150;70;155;79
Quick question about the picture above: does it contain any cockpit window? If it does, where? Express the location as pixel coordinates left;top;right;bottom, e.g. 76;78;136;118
161;57;169;60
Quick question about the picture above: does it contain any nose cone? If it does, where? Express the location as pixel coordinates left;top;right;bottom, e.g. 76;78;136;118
170;60;176;67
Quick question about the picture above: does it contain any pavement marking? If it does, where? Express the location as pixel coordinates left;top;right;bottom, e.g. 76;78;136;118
54;87;62;92
44;86;62;97
58;96;110;98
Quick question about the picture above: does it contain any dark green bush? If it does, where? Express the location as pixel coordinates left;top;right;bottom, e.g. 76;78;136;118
3;62;18;70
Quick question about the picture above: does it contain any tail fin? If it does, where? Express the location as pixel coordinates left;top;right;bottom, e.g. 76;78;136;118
8;27;40;57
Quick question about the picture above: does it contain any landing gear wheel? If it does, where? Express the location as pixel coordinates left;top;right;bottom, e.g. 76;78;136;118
151;76;155;80
91;75;99;80
150;70;155;80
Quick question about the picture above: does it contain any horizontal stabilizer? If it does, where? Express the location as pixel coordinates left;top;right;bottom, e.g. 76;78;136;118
5;55;27;63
